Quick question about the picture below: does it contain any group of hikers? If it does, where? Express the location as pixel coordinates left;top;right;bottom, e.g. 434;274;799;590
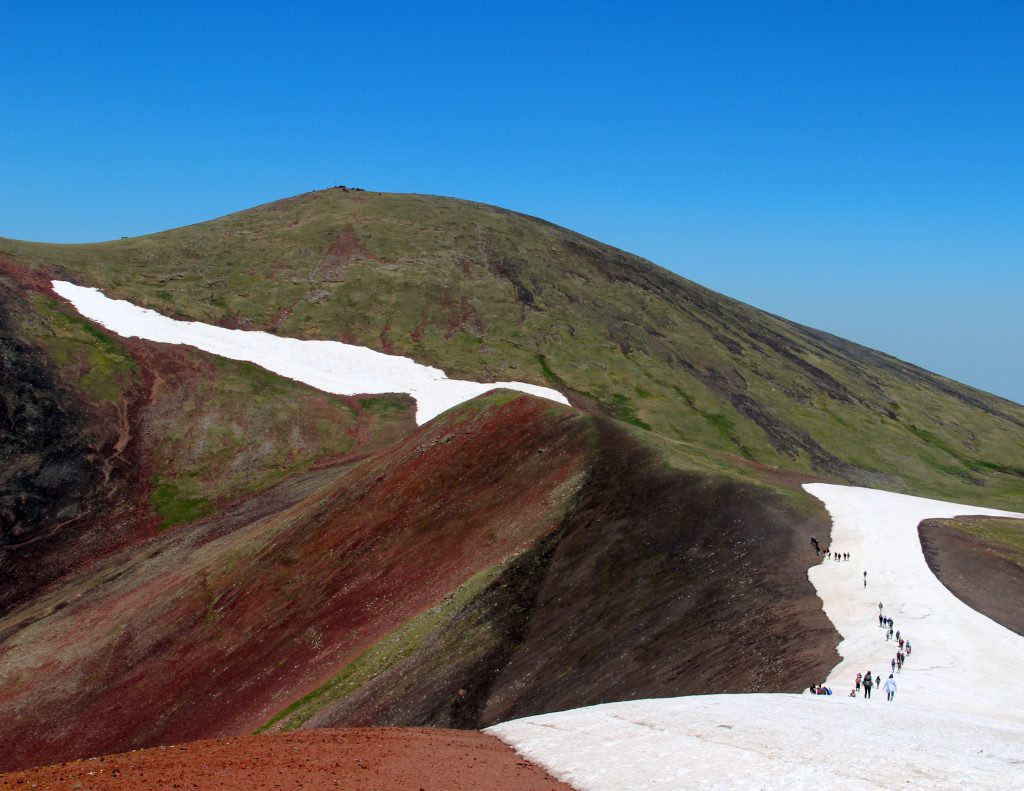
808;547;916;705
853;669;898;701
851;604;910;702
809;536;849;562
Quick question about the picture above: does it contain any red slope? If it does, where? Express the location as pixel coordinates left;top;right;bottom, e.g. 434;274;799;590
0;728;573;790
0;393;591;772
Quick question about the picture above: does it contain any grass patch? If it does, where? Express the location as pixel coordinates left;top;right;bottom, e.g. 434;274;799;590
358;394;412;415
150;476;213;529
907;424;1024;478
606;393;651;431
28;293;138;402
536;353;567;387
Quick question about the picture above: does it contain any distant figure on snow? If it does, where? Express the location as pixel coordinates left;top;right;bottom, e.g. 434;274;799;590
875;674;881;688
855;672;862;691
863;570;867;588
863;672;873;698
885;675;897;701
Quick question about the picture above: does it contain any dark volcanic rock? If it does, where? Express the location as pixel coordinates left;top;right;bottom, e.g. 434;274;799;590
308;417;838;729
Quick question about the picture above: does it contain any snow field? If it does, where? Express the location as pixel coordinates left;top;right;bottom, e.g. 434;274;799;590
804;483;1024;723
51;280;570;424
488;486;1024;790
488;693;1024;791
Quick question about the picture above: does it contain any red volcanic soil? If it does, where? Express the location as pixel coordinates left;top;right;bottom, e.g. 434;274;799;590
0;393;590;771
0;728;573;790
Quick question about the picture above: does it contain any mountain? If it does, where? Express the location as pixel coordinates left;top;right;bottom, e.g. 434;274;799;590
0;189;1020;770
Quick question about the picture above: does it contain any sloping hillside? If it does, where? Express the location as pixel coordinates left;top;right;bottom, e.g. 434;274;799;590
0;393;592;771
0;190;1019;774
3;189;1021;508
0;258;412;614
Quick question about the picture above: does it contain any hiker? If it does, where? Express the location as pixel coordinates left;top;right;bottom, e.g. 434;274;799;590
885;675;897;701
855;672;862;691
878;613;884;627
863;571;867;588
896;630;901;642
863;673;873;699
845;552;849;561
906;641;912;656
875;674;881;688
891;658;896;672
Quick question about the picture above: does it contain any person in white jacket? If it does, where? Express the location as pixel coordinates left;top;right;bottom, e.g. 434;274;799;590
884;674;897;702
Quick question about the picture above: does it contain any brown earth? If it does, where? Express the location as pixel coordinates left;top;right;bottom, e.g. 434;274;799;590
0;393;591;772
919;517;1024;636
0;728;572;790
289;417;838;731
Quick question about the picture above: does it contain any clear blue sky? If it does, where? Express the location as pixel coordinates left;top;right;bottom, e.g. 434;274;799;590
2;1;1021;404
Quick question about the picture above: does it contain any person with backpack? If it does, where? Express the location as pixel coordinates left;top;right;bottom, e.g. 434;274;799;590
885;675;897;701
863;672;873;699
855;672;862;692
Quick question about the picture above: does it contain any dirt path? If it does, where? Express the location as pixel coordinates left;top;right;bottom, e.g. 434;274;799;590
0;728;573;790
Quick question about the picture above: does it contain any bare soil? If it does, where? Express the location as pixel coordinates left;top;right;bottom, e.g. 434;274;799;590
0;395;591;772
0;728;572;790
919;517;1024;636
309;416;839;729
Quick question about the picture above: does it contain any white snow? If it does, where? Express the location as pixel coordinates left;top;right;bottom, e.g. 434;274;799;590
804;483;1024;722
487;485;1024;790
50;280;570;424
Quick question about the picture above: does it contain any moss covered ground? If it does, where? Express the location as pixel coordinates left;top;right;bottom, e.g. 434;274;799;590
3;189;1020;508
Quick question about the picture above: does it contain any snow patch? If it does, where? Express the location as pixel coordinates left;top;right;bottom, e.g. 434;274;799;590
488;694;1024;790
51;280;570;424
804;483;1024;722
487;485;1024;789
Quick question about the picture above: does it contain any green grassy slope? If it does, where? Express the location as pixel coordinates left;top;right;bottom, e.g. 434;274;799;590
2;188;1022;507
